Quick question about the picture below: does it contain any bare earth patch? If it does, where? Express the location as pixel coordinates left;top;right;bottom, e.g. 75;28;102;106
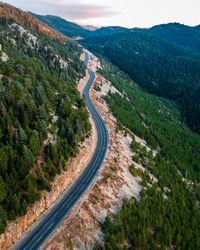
77;69;90;95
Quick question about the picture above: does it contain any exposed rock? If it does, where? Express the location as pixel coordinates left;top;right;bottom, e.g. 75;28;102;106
10;23;38;48
1;51;8;62
94;73;122;97
0;44;9;62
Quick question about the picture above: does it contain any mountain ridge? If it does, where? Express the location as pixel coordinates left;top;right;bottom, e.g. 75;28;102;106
145;22;200;53
0;2;68;41
29;12;93;39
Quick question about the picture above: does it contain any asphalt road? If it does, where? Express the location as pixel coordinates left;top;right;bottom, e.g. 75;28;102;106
15;51;109;250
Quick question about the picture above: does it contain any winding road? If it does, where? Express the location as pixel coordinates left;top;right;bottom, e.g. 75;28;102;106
15;51;109;250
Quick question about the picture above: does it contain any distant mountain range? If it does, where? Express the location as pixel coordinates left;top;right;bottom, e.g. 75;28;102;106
29;12;93;39
30;12;200;132
30;12;130;39
30;13;200;53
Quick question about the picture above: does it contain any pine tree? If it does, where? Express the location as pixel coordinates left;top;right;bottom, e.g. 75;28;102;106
0;176;7;202
19;127;28;144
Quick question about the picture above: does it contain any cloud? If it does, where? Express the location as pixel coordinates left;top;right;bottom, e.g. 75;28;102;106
57;4;116;20
3;0;117;21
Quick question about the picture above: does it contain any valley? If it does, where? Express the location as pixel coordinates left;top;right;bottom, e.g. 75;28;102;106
40;50;200;250
0;1;199;250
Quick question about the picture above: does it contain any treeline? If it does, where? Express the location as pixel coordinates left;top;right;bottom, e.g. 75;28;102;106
0;19;90;232
81;30;200;133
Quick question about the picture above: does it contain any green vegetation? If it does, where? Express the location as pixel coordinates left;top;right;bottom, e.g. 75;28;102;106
100;64;200;182
0;16;90;233
82;30;200;134
98;140;200;249
95;62;200;249
97;180;200;250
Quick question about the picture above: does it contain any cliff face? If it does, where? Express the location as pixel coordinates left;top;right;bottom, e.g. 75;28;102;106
0;74;97;249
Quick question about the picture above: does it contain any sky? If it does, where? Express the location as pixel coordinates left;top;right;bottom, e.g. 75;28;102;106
2;0;200;28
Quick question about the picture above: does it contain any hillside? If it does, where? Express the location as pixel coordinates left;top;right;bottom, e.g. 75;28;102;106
0;2;68;41
81;30;200;133
0;3;91;234
29;12;93;39
146;22;200;53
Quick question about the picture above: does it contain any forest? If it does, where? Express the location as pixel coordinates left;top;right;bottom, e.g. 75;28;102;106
95;62;200;249
81;30;200;134
0;17;90;233
100;63;200;182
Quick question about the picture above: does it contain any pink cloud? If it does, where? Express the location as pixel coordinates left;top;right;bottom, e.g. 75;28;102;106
3;0;118;20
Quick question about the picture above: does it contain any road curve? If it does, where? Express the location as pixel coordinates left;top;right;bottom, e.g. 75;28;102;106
15;51;109;250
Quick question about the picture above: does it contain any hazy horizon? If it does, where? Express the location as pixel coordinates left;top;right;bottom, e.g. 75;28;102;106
1;0;200;28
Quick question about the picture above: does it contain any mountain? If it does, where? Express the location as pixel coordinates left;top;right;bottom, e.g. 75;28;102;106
80;24;98;31
27;13;200;53
30;12;130;39
81;30;200;133
29;12;93;39
0;2;90;233
145;22;200;53
92;26;129;36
